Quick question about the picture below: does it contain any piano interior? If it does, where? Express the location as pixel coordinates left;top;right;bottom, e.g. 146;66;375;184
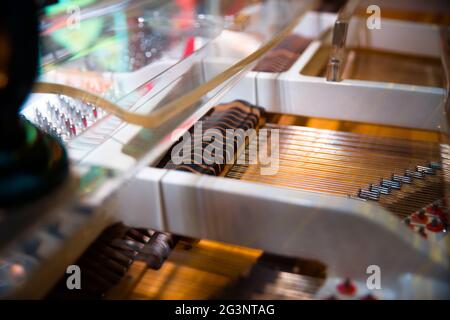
0;0;450;301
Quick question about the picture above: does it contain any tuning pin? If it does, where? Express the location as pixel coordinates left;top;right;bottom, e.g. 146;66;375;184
418;208;426;219
51;126;59;137
69;104;76;117
42;117;49;130
416;165;434;175
360;294;377;300
21;237;41;257
380;179;401;190
431;200;442;212
392;174;412;184
405;169;424;179
64;119;71;133
58;94;66;103
59;113;65;126
429;162;442;170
